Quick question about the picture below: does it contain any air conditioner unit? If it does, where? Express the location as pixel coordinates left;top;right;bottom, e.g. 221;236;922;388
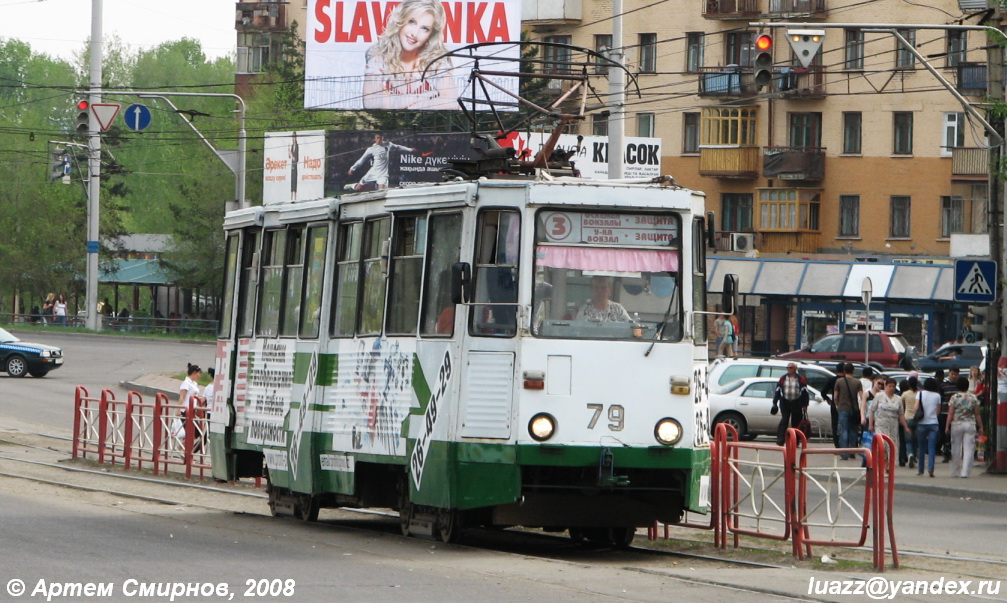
730;233;755;251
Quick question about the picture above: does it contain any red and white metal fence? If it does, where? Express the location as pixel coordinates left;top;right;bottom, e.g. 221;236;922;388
73;386;211;480
652;424;899;571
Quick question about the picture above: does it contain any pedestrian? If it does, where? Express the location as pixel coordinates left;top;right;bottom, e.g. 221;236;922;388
900;375;920;468
823;362;842;447
968;366;987;402
916;378;942;477
869;377;909;467
179;363;202;410
53;294;67;326
772;362;809;446
716;314;735;358
202;367;216;412
938;367;959;462
41;292;55;325
947;375;985;478
832;362;862;459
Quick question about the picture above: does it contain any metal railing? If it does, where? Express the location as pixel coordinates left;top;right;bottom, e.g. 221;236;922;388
7;312;217;336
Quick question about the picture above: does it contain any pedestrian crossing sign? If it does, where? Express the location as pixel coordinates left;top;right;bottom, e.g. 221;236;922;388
954;259;997;302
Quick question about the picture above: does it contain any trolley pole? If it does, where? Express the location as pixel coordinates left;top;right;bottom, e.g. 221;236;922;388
85;0;103;331
607;0;625;179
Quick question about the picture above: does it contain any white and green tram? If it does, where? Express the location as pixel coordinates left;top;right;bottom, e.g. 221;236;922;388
209;175;725;546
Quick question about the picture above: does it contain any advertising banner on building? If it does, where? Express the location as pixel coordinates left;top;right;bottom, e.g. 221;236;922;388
263;130;326;204
498;132;663;179
305;0;522;111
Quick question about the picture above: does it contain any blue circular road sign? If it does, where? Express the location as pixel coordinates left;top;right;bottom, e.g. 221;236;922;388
124;104;152;131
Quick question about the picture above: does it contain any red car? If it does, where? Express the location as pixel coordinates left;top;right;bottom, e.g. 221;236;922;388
778;331;918;370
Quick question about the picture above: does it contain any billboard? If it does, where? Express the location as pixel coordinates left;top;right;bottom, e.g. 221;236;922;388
305;0;522;111
263;131;327;205
498;132;663;179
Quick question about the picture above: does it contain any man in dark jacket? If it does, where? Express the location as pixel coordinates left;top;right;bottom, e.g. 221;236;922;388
773;362;810;445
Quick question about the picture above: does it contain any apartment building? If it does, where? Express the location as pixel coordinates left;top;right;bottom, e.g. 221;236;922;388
240;0;996;352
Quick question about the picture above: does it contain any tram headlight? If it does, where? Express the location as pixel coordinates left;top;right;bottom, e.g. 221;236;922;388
654;418;683;446
528;413;557;442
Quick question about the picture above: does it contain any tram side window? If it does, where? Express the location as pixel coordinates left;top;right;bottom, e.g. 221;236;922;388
299;226;329;339
692;217;707;341
387;215;426;335
218;234;239;338
257;229;287;337
360;217;391;335
238;230;260;337
280;227;305;336
420;213;462;336
331;222;362;337
471;209;520;337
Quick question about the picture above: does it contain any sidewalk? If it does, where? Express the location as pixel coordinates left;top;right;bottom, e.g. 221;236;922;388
117;375;1007;503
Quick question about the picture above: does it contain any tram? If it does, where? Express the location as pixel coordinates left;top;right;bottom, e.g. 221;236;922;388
206;156;734;546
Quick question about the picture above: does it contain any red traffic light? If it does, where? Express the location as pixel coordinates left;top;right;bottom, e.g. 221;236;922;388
756;34;772;51
77;99;89;110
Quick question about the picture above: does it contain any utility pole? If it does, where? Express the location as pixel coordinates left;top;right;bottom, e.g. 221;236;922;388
85;0;103;331
607;0;624;179
987;0;1006;473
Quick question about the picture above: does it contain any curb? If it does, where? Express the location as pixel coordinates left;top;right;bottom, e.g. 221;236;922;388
118;380;177;400
894;480;1007;503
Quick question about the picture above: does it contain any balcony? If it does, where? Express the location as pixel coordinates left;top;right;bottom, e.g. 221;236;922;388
236;2;286;31
956;63;986;97
767;0;827;17
699;146;760;179
763;147;825;181
523;0;582;26
698;67;757;97
703;0;760;19
951;147;988;177
776;66;826;98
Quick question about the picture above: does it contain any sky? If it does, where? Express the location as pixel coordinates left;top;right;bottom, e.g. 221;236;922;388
0;0;237;62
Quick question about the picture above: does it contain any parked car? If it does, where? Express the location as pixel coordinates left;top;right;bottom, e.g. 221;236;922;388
777;331;918;371
916;342;987;373
708;357;836;396
710;377;832;440
0;327;64;377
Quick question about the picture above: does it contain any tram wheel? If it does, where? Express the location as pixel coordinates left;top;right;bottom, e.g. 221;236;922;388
435;509;463;544
294;494;320;522
607;527;636;549
568;528;586;543
266;478;280;518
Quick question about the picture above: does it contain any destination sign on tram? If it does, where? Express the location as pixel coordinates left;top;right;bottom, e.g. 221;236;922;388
539;211;678;245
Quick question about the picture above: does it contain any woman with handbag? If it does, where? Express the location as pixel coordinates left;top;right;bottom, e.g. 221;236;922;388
900;376;919;468
916;378;942;477
869;377;909;468
947;376;985;478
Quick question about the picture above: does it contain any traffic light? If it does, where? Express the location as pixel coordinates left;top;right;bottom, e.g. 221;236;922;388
74;99;90;138
48;145;68;183
787;29;826;69
968;304;1001;342
753;34;774;90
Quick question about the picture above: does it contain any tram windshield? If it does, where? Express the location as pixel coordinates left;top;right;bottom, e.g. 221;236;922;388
532;210;682;341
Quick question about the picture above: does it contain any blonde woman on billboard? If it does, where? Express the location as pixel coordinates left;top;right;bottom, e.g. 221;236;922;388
362;0;458;110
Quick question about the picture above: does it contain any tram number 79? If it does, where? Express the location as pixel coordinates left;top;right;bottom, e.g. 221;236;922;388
586;404;625;431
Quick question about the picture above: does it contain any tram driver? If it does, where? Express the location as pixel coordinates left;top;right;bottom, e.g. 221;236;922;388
576;276;631;322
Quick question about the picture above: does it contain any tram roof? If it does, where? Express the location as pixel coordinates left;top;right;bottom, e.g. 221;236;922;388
225;178;704;228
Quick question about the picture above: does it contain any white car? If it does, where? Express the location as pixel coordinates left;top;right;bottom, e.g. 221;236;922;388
710;377;833;440
708;357;837;396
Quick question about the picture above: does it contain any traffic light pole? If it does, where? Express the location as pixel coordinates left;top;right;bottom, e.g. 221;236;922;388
85;0;103;331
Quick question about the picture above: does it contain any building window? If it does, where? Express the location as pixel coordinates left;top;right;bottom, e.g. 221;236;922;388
639;33;657;72
894;112;914;155
722;193;753;232
237;32;272;74
896;29;916;68
594;34;612;74
942;112;966;157
842;112;862;154
839;195;860;237
948;182;989;235
889;196;911;238
543;35;572;73
592;112;609;136
941;196;965;238
686;32;704;72
725;32;753;66
844;29;864;70
947;31;967;67
683;113;700;154
701;107;758;146
757;189;820;232
637;113;655;137
789;112;822;148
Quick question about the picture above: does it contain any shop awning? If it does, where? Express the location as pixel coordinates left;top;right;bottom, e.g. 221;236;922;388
709;257;956;302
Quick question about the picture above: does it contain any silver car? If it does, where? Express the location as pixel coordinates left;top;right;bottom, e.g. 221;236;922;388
710;377;832;440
